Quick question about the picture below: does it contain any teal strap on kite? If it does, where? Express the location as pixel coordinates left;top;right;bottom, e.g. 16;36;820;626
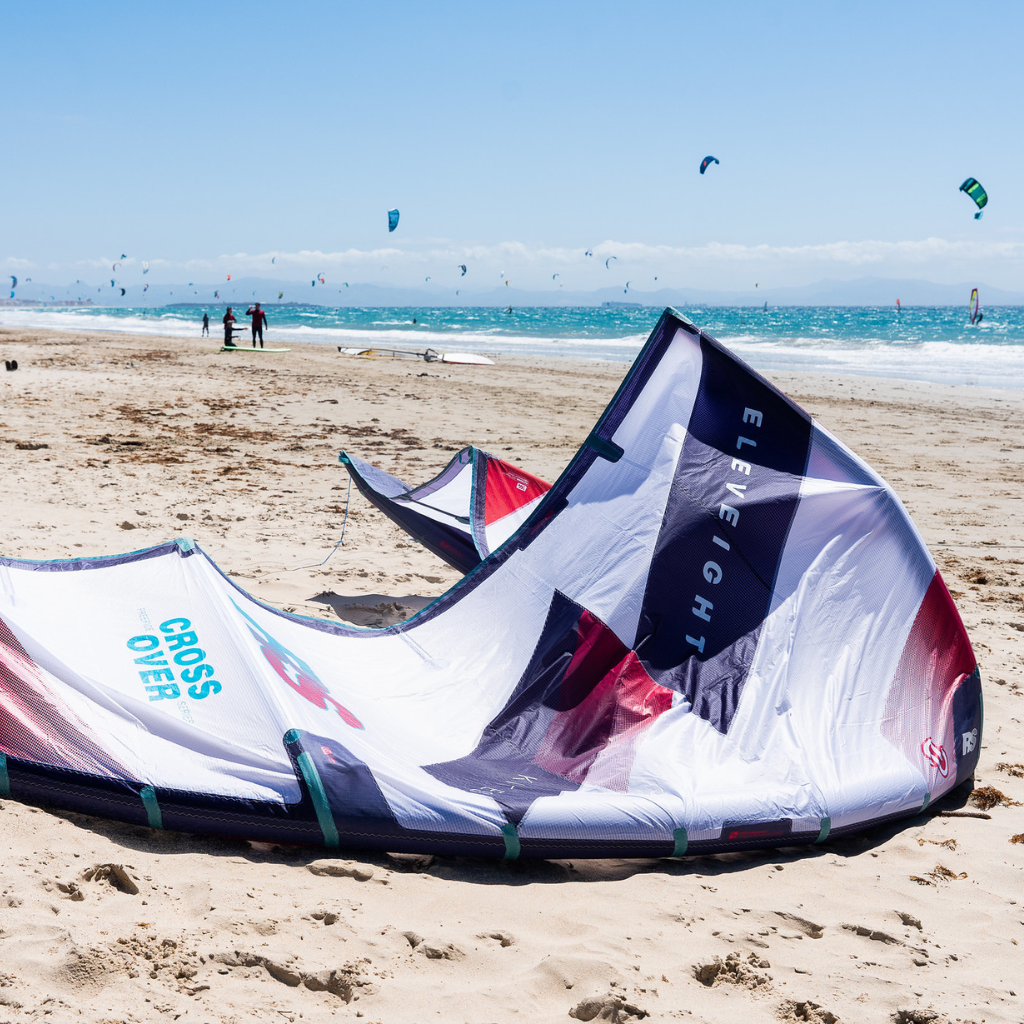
140;786;163;830
297;752;340;848
585;433;624;463
174;536;195;555
0;753;9;798
500;823;520;860
672;827;688;857
814;817;831;844
920;792;931;814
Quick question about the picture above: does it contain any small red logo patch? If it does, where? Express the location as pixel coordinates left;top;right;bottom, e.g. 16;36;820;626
921;737;949;778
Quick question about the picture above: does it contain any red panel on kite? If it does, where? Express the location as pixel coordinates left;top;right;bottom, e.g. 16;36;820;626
484;459;551;526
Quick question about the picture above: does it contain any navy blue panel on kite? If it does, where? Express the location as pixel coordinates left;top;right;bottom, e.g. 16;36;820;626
388;209;400;232
0;308;981;859
700;155;720;174
341;449;482;573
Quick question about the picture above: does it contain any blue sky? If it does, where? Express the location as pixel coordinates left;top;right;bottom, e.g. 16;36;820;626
4;1;1024;291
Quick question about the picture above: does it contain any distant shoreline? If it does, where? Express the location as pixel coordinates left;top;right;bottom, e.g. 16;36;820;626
5;299;1024;310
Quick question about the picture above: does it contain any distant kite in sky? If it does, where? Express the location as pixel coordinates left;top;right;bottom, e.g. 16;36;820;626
605;256;618;270
142;262;149;274
112;262;121;272
959;178;988;219
388;209;400;232
120;288;126;297
272;257;276;264
278;291;284;299
318;274;325;284
700;155;719;174
227;274;231;281
143;284;149;293
458;264;467;276
215;291;220;299
110;280;115;288
585;249;593;257
120;253;127;260
9;276;16;288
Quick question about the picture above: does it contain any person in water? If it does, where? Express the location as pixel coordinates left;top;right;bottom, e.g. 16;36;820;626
246;302;268;348
222;307;236;347
202;312;209;337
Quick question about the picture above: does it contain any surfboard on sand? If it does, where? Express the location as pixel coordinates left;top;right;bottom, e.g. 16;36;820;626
337;346;494;366
220;346;291;353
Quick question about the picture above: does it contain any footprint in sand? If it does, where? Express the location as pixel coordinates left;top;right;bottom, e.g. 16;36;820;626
693;952;772;990
777;999;840;1023
774;912;825;939
568;992;648;1022
418;941;464;961
81;864;139;895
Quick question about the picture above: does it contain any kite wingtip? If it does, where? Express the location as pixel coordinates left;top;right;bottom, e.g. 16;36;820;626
665;306;695;328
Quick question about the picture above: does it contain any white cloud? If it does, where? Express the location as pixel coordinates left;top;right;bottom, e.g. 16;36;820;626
10;235;1024;289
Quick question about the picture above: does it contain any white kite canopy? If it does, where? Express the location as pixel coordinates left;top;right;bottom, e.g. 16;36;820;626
0;310;980;858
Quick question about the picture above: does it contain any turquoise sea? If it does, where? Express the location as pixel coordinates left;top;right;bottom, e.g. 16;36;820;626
1;303;1022;388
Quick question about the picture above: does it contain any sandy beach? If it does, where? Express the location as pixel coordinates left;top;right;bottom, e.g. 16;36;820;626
0;324;1021;1024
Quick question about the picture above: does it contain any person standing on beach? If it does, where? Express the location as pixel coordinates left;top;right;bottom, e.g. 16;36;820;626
222;307;236;347
202;312;209;337
246;302;268;348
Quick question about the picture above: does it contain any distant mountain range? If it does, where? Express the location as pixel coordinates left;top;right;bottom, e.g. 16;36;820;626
4;276;1021;308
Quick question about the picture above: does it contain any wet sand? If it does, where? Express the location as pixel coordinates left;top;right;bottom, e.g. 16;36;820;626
0;325;1021;1023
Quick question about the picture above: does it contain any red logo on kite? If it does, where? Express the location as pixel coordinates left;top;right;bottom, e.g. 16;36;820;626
920;737;949;778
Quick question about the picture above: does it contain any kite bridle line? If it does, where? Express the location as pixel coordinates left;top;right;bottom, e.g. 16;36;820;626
247;475;353;578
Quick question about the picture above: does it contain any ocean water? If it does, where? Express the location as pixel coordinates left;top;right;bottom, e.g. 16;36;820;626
1;303;1022;388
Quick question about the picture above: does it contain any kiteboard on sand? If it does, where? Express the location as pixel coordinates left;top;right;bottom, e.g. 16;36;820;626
220;346;291;353
338;346;494;366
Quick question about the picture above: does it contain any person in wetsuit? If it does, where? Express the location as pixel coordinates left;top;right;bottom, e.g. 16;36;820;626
246;302;268;348
222;307;236;347
202;313;209;336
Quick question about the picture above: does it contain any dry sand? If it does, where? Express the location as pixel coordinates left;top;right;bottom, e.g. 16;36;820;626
0;325;1021;1024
